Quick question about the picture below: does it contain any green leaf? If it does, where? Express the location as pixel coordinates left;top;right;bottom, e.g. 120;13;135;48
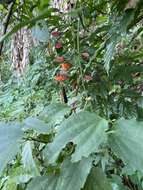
22;142;40;176
9;166;33;184
57;158;92;190
26;176;50;190
0;8;53;43
39;103;71;125
109;118;143;172
0;123;23;174
120;10;135;34
2;167;32;189
83;167;112;190
3;181;17;190
111;65;143;83
27;157;92;190
104;40;117;73
110;175;129;190
32;21;50;42
45;111;108;163
24;117;52;134
24;103;70;134
104;9;135;72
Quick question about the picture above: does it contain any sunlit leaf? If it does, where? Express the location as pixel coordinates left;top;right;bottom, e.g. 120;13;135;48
45;111;108;163
109;118;143;172
24;117;52;134
22;142;40;176
0;123;23;174
27;158;92;190
39;103;71;125
83;167;112;190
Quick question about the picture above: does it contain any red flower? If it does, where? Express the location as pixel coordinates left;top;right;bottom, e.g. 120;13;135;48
61;63;72;71
55;56;65;63
51;31;60;37
55;74;68;81
55;42;62;49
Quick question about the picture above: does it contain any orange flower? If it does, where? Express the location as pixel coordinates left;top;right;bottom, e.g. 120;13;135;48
55;74;68;81
61;63;72;71
55;56;65;63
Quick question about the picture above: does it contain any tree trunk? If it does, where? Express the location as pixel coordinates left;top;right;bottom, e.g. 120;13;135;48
52;0;75;12
11;27;33;78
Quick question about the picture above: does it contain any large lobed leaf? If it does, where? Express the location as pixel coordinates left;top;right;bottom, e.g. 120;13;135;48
83;167;112;190
24;103;70;133
24;117;52;134
27;157;92;190
0;123;23;174
45;111;108;163
39;103;70;124
109;118;143;172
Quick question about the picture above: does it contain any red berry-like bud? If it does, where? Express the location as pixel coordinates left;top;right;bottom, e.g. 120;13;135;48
84;75;93;81
55;56;65;63
51;31;60;37
55;42;62;49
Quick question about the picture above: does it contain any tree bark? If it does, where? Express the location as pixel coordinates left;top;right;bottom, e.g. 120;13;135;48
11;27;33;78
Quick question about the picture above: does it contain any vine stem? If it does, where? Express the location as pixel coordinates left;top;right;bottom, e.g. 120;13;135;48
77;18;86;92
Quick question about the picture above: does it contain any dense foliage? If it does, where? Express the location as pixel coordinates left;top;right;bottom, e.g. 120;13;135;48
1;0;143;189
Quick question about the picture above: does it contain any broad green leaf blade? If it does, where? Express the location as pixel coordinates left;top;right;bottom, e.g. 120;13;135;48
24;103;70;134
26;176;51;190
83;167;112;190
24;117;52;134
22;142;40;176
45;111;108;163
58;158;92;190
39;103;71;124
109;118;143;172
110;175;129;190
0;123;23;174
27;158;92;190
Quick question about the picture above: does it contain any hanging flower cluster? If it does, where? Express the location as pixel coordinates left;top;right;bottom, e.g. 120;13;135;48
51;30;73;82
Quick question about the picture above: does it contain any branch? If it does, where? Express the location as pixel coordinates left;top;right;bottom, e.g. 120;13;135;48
0;0;15;56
